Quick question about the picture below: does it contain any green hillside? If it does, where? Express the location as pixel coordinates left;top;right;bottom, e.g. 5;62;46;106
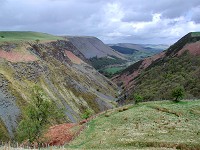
191;32;200;37
128;32;200;101
67;100;200;149
113;32;200;102
131;52;200;101
110;46;138;54
0;31;63;42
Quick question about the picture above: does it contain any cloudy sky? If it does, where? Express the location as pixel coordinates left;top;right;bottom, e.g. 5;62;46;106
0;0;200;44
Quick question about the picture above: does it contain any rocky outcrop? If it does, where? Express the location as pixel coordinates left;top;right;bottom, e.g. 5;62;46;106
65;36;125;59
0;38;118;139
0;74;20;137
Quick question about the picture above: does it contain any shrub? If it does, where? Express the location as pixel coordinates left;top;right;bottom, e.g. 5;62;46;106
82;109;93;119
17;86;65;144
35;39;40;44
134;94;144;104
171;86;185;102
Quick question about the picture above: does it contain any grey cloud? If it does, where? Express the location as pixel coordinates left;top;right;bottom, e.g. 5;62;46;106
122;12;152;22
191;6;200;23
0;0;200;44
160;1;200;19
192;15;200;24
120;0;200;19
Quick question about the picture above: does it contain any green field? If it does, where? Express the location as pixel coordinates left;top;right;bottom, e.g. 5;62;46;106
67;100;200;149
100;66;126;78
0;31;63;42
191;32;200;37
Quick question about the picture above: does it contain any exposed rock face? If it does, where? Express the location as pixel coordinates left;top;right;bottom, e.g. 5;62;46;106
0;39;118;139
65;36;125;59
0;75;20;137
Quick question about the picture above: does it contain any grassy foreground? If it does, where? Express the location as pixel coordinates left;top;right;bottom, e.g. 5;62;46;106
67;100;200;149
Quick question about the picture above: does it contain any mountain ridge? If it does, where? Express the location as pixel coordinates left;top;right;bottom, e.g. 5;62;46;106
113;32;200;102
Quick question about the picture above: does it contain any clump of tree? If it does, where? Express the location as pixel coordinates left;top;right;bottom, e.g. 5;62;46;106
171;86;185;102
82;109;93;119
35;39;40;44
16;86;65;144
89;56;127;70
133;94;144;104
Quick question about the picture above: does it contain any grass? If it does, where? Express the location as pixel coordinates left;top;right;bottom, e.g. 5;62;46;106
66;100;200;149
191;32;200;37
0;31;63;43
0;119;10;141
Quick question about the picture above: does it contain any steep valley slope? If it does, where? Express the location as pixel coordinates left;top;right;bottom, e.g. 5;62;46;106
65;36;129;78
66;36;125;59
0;31;118;140
113;32;200;102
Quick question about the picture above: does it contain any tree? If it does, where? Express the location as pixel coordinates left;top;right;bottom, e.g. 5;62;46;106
82;109;93;119
134;94;144;104
171;86;185;102
35;39;40;44
17;86;65;144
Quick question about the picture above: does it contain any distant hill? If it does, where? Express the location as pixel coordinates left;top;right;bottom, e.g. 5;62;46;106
109;43;169;54
65;36;125;59
65;36;128;78
113;32;200;101
0;31;118;140
109;45;138;54
101;43;168;78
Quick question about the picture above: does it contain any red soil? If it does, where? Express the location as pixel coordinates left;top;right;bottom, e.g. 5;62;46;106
141;52;165;69
44;123;78;146
65;50;84;64
44;112;104;146
178;41;200;56
0;50;37;62
113;52;166;89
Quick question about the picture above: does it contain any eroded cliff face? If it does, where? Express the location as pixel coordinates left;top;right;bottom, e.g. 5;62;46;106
0;74;20;138
65;36;125;59
0;40;118;139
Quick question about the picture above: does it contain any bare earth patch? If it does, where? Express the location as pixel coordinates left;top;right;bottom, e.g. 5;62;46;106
44;113;103;146
178;41;200;56
0;50;37;62
65;50;84;64
44;123;78;146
